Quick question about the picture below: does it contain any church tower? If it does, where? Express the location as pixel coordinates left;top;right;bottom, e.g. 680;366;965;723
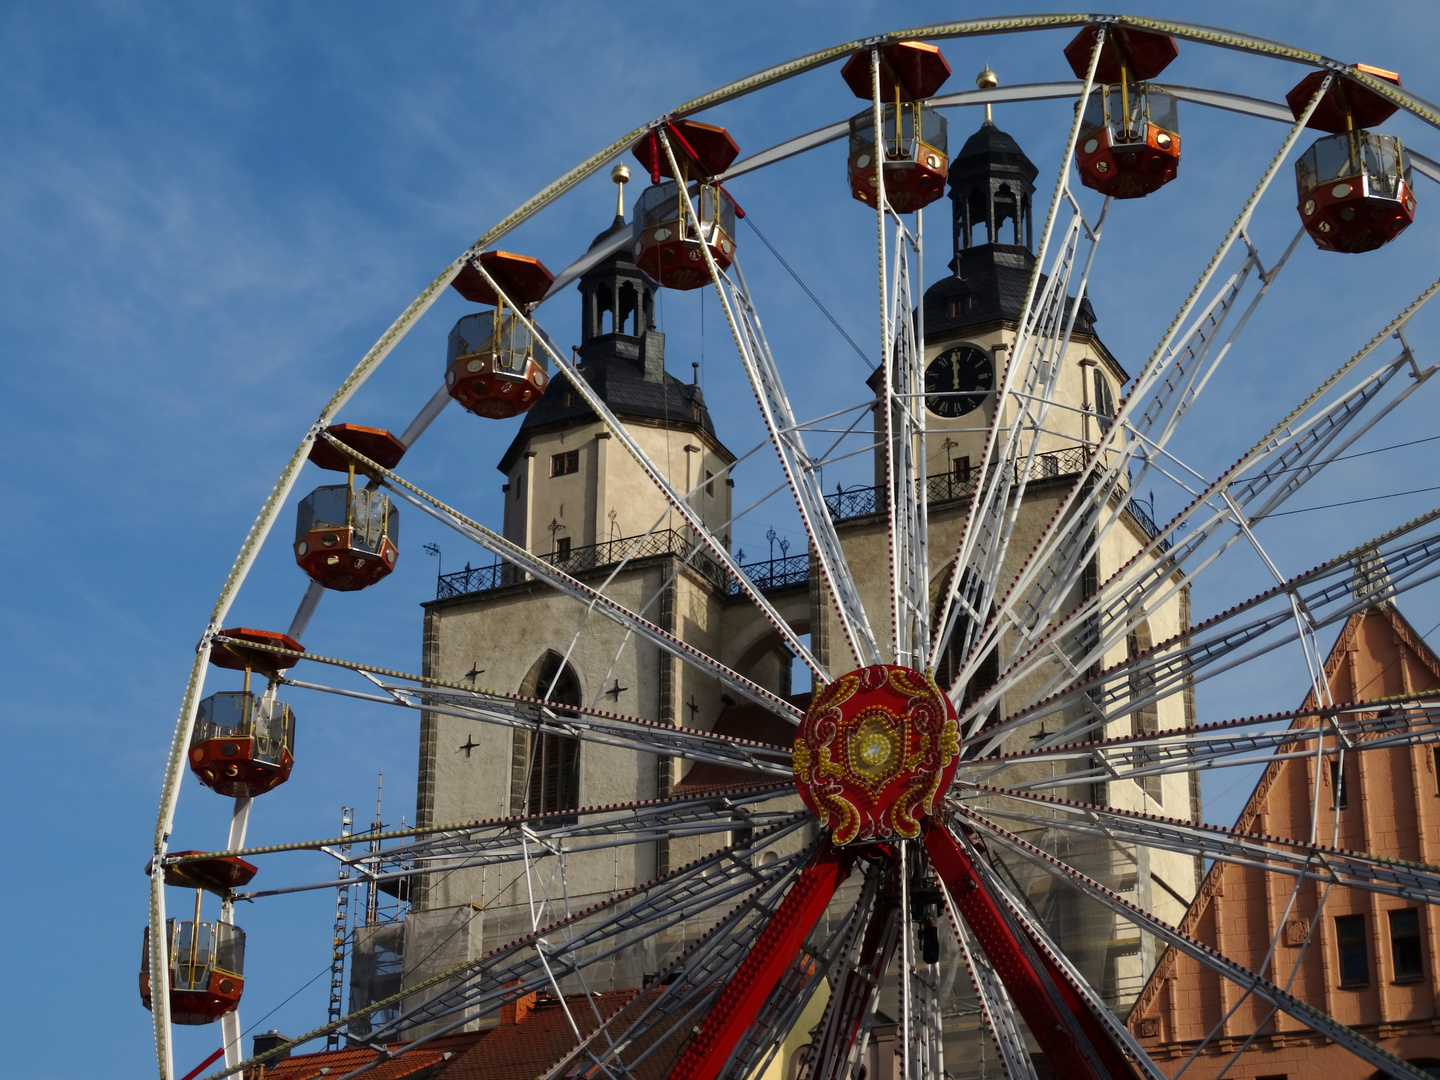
389;188;805;1035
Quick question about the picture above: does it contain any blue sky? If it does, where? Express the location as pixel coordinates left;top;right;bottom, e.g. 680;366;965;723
5;3;1440;1077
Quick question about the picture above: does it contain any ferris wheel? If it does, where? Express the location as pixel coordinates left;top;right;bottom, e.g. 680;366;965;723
146;14;1440;1080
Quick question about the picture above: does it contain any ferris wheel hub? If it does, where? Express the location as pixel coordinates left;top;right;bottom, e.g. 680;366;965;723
792;664;960;845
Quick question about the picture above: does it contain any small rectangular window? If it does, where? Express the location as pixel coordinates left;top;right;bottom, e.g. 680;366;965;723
554;537;571;561
1330;759;1348;809
1336;914;1369;987
705;470;715;497
1390;908;1424;982
953;456;971;483
551;450;579;477
514;474;523;501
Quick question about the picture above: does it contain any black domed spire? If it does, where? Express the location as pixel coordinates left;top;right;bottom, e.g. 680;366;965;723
948;120;1039;256
923;119;1095;337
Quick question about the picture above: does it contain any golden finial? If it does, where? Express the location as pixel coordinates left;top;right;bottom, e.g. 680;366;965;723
611;163;631;220
977;64;998;123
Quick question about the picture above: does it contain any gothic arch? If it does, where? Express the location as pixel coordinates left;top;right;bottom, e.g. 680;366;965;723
511;651;582;817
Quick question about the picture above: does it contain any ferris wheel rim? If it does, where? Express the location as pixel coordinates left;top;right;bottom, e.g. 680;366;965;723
153;16;1440;1080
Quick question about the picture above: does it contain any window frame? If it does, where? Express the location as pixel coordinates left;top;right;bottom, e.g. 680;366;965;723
550;449;580;477
1335;913;1370;988
1389;907;1425;983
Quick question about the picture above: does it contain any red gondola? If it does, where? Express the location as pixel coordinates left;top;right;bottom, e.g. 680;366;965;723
1289;65;1416;253
140;912;246;1025
447;250;555;418
631;119;740;290
840;41;952;212
1065;25;1181;199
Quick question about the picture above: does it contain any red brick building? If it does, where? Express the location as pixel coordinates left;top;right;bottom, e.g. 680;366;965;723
1128;602;1440;1078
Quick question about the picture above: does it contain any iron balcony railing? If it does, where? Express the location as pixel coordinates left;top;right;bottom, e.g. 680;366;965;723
436;445;1170;602
728;553;810;595
823;442;1170;551
436;530;815;602
438;529;740;601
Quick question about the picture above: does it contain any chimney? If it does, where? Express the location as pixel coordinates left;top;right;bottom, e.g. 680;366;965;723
252;1031;291;1060
500;982;538;1025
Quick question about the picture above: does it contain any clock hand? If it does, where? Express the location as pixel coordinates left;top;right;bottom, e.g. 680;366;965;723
950;354;962;384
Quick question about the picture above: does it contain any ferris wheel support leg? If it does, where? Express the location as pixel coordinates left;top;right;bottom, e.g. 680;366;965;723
921;823;1140;1080
668;842;854;1080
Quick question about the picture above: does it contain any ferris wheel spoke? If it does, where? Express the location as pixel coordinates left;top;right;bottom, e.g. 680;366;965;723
998;237;1287;657
964;784;1440;905
931;32;1106;677
461;256;827;685
214;792;800;903
541;852;815;1080
797;869;897;1080
229;825;812;1079
923;819;1154;1080
947;910;1040;1080
934;198;1108;673
204;629;795;768
948;76;1337;709
957;807;1433;1080
960;693;1440;790
720;258;881;666
714;888;869;1080
667;840;855;1080
974;284;1440;733
650;126;879;670
305;434;804;718
975;508;1440;751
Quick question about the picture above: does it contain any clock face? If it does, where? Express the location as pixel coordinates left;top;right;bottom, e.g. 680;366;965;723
925;346;994;418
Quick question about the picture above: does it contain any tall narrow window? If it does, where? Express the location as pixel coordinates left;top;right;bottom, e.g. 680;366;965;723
705;470;715;497
554;536;571;561
511;653;582;823
1433;746;1440;796
514;473;524;501
1093;370;1115;433
1127;624;1161;802
953;456;972;483
1336;914;1369;987
1390;908;1424;982
1330;759;1349;809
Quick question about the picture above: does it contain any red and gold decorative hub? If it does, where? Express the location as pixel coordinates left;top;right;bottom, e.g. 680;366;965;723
793;664;960;845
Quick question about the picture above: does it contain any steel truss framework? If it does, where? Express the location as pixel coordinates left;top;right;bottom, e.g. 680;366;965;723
147;14;1440;1080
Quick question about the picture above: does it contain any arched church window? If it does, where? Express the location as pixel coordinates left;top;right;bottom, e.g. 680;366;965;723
511;652;582;821
1093;369;1115;433
994;183;1019;243
1127;623;1161;802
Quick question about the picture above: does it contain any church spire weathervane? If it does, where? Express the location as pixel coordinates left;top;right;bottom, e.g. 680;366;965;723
977;64;998;124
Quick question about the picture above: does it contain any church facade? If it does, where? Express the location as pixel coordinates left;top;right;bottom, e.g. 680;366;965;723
374;117;1203;1062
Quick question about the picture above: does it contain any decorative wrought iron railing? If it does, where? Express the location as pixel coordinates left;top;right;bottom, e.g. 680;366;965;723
437;445;1171;602
728;553;810;595
822;442;1169;550
437;529;732;600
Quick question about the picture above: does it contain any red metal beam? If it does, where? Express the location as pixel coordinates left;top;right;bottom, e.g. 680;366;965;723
923;824;1140;1080
670;843;853;1080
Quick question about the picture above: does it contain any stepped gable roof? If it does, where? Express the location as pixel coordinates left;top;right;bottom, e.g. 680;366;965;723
1126;600;1440;1044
